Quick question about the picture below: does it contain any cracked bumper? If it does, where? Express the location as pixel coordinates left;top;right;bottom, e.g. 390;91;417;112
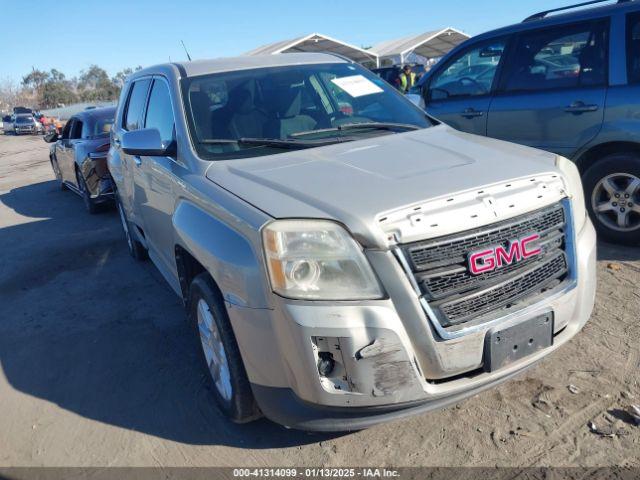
227;218;597;430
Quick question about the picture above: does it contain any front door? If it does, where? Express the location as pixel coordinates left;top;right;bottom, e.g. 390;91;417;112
137;77;179;274
487;19;609;158
56;119;74;183
424;38;507;135
114;78;152;229
67;118;84;188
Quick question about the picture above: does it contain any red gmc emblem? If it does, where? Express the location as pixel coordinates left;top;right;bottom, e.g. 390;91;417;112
468;234;542;275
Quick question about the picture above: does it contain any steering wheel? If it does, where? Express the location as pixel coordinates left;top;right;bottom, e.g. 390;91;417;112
458;76;486;93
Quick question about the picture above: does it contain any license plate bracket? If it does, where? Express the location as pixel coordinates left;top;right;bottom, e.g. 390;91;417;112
484;312;554;372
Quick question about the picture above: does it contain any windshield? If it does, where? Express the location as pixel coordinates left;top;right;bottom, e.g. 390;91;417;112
183;62;432;160
16;116;34;124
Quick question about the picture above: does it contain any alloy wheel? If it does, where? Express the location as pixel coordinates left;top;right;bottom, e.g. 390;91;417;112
591;173;640;232
196;298;233;402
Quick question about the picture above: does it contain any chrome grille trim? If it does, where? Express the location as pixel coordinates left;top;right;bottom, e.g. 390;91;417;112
394;199;578;340
435;251;567;326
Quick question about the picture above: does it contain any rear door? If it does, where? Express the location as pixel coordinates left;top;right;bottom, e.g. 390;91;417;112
487;19;609;157
423;38;508;135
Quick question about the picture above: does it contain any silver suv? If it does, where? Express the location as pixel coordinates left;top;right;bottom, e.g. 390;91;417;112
108;53;597;431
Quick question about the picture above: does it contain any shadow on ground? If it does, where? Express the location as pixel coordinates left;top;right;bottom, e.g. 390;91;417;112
0;180;341;448
597;240;640;262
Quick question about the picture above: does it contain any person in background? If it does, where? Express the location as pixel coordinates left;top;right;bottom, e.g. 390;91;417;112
40;115;50;132
399;65;416;94
54;118;64;134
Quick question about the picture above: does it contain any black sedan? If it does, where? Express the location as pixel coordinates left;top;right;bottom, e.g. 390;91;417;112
45;107;116;213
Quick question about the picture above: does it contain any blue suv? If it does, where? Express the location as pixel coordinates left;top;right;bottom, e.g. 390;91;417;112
411;0;640;244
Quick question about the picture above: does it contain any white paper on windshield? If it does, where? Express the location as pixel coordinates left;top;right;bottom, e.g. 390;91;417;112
331;75;383;97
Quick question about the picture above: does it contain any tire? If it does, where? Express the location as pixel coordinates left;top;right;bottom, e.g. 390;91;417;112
582;152;640;245
116;196;148;261
188;273;260;423
51;157;67;191
76;169;100;214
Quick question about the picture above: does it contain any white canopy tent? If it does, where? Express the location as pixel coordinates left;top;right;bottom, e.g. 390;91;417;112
245;33;378;67
371;28;470;66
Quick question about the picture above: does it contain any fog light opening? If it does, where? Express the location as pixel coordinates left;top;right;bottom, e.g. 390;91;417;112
317;352;335;377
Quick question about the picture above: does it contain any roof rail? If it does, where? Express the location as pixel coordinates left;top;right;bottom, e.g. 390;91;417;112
523;0;633;22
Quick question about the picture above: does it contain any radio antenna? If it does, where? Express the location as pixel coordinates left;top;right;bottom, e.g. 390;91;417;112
180;40;192;61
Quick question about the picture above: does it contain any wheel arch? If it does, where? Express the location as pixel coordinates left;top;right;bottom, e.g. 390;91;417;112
575;141;640;175
172;200;270;309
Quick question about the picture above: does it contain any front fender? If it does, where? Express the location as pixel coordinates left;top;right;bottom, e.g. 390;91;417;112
172;200;270;309
79;156;113;198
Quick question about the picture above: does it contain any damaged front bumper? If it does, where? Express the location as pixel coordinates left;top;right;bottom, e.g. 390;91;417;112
80;154;115;202
227;216;597;431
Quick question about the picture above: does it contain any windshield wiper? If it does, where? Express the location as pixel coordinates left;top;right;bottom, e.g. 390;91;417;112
199;137;340;149
290;122;422;138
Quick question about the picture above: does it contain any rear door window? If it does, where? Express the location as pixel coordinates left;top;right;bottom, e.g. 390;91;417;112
626;12;640;83
124;79;151;131
501;20;608;92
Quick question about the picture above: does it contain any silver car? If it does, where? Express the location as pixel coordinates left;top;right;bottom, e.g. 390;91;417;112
108;53;597;431
13;114;40;135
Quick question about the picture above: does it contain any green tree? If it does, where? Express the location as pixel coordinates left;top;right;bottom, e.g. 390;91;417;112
41;82;78;108
49;69;66;83
78;65;119;101
22;68;50;90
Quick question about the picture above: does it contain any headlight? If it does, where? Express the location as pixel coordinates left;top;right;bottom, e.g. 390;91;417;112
262;220;384;300
556;156;586;232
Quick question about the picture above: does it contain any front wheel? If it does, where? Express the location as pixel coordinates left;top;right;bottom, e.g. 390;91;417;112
189;273;259;423
51;158;67;191
116;196;147;260
76;169;99;214
583;152;640;245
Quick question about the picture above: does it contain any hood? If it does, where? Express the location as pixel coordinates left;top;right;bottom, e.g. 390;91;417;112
205;125;566;248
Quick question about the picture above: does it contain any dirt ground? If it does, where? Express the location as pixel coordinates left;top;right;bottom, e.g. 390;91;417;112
0;133;639;468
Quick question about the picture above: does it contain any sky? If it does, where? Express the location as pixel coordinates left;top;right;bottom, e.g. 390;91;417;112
0;0;581;83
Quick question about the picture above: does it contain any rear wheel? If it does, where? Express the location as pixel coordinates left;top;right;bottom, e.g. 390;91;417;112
583;152;640;245
116;196;147;260
189;273;259;423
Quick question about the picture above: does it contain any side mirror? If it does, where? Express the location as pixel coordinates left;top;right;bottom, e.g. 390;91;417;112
44;132;59;143
121;128;176;157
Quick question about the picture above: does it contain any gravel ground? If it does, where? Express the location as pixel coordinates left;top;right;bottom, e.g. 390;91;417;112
0;133;638;468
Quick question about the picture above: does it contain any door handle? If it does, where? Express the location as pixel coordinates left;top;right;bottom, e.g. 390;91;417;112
133;156;142;167
461;108;484;119
564;102;599;113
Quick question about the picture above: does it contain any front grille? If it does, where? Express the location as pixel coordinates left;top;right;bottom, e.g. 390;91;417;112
436;252;566;325
400;203;569;329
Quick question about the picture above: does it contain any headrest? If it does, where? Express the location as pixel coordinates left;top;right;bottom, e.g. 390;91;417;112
278;87;302;119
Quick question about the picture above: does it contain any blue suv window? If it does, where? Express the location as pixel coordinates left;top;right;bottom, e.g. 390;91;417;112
627;13;640;83
430;41;506;99
502;20;608;92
